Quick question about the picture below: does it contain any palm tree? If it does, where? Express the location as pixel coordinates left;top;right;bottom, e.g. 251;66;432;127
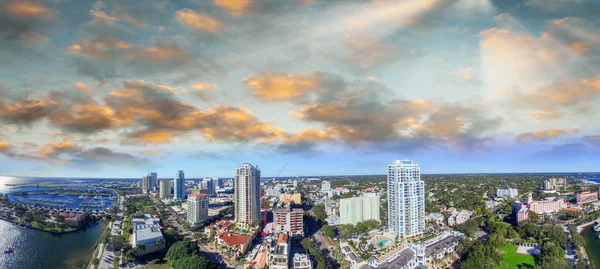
155;238;164;249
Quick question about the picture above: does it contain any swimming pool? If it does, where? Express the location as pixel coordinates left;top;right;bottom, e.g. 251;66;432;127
376;239;389;247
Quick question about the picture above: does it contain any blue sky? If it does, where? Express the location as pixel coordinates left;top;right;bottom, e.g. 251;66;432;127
0;0;599;178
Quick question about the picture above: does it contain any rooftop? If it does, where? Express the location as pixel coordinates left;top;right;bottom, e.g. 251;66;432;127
218;232;250;246
377;248;415;269
277;233;289;244
189;193;208;197
425;235;460;257
134;224;163;242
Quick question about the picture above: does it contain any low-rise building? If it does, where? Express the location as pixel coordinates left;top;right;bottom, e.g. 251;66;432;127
131;214;160;225
59;212;80;227
132;224;166;256
577;192;598;205
269;233;290;269
447;210;472;226
426;213;444;224
292;253;312;269
217;231;253;256
496;188;518;198
279;193;302;204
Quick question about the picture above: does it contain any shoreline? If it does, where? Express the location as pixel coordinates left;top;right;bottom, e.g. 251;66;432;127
0;215;101;234
577;220;595;233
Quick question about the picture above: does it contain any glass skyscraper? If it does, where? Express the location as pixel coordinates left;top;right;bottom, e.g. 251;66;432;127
387;160;425;238
174;170;185;200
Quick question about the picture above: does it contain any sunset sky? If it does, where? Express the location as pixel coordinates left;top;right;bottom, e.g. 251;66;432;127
0;0;599;178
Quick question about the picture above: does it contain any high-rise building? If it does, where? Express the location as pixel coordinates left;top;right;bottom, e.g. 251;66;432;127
141;176;152;193
273;207;304;237
339;193;380;225
187;193;209;225
321;181;331;192
234;163;261;229
148;172;158;190
293;179;298;188
174;170;185;200
388;160;425;238
159;180;172;199
207;178;218;196
213;178;222;188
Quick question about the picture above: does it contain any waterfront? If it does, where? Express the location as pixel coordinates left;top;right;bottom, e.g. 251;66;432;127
0;219;106;269
582;225;600;268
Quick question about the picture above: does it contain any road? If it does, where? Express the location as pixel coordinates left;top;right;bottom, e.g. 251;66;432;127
97;196;124;269
306;208;338;269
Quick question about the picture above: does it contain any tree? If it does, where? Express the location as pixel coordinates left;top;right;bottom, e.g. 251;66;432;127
166;241;200;262
322;225;335;238
110;234;126;251
173;256;220;269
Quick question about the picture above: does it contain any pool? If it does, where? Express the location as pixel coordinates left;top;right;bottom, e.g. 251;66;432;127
376;239;389;247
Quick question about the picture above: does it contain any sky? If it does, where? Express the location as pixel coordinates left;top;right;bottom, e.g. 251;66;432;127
0;0;599;178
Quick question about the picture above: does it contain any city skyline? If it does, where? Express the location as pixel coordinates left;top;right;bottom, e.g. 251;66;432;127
0;0;599;177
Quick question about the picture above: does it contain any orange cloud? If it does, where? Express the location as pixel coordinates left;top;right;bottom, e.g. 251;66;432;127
5;0;49;17
67;37;131;58
213;0;252;16
130;130;175;144
137;150;164;157
192;83;218;90
282;129;333;143
244;72;320;101
176;9;223;33
127;44;187;61
514;128;576;142
0;141;11;150
531;109;562;121
35;141;79;156
75;82;91;90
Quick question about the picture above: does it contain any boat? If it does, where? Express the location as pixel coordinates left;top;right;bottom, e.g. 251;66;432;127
4;248;13;254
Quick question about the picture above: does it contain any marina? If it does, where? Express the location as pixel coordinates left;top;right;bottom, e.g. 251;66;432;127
7;186;117;212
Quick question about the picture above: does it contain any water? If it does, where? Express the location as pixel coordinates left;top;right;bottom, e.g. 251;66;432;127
0;219;106;269
376;239;389;247
7;186;116;210
581;225;600;268
0;176;124;269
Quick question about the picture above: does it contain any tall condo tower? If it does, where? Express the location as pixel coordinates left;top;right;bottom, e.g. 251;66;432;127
387;160;425;238
159;180;172;199
174;170;185;200
234;163;261;229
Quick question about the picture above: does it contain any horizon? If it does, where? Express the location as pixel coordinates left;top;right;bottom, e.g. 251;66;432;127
2;171;599;180
0;0;599;177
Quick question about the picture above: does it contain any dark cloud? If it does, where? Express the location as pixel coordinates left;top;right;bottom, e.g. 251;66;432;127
187;150;223;160
0;0;53;60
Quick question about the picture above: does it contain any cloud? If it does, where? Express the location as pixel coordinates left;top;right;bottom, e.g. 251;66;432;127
187;150;223;159
454;67;477;83
0;0;53;57
213;0;253;16
277;129;334;154
75;82;91;90
244;71;345;102
503;78;600;111
176;9;223;33
531;109;562;121
0;92;51;125
0;140;152;170
245;71;501;152
107;0;171;28
137;150;164;157
514;127;578;142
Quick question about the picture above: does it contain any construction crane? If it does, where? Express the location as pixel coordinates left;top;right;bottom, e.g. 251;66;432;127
272;161;289;183
263;161;289;230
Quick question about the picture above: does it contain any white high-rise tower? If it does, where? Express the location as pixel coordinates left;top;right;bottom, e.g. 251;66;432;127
387;160;425;238
234;163;261;229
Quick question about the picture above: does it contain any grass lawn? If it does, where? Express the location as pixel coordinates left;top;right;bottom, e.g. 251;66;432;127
498;245;535;269
139;259;172;269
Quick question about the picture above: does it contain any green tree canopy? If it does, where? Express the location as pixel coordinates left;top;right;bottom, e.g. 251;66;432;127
173;255;219;269
166;241;200;262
